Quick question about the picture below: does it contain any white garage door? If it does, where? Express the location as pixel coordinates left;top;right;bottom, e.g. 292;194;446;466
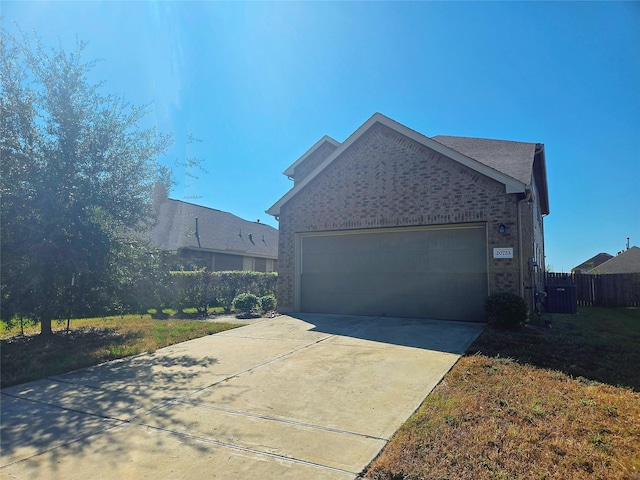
298;225;488;321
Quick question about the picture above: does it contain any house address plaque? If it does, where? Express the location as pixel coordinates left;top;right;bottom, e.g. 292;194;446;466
493;247;514;259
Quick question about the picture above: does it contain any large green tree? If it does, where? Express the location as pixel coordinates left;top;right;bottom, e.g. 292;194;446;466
1;31;172;334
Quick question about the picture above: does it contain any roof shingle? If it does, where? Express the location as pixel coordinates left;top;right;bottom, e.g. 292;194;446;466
586;246;640;274
150;191;278;258
431;135;537;185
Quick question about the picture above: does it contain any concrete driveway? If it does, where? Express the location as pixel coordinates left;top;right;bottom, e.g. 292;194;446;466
1;314;484;479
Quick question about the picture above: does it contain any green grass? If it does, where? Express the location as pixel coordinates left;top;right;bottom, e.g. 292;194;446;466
0;314;240;388
365;307;640;480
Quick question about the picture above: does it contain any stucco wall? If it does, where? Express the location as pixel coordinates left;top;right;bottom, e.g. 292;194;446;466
277;123;528;313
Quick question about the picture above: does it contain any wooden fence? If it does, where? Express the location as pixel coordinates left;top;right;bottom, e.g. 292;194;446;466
545;272;640;307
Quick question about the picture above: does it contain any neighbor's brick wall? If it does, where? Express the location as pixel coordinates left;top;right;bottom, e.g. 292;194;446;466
277;123;525;312
293;141;338;185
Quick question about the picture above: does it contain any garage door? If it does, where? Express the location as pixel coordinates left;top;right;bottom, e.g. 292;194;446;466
299;225;487;321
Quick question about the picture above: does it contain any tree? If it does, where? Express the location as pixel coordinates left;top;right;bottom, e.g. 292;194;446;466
1;30;171;334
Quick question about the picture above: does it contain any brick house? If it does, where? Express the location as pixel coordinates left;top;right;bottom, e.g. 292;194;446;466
267;113;549;321
151;184;278;272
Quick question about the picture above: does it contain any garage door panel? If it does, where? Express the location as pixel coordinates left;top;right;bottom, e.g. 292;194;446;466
300;226;488;321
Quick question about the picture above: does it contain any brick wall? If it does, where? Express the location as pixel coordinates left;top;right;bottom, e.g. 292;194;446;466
293;140;339;185
277;123;530;312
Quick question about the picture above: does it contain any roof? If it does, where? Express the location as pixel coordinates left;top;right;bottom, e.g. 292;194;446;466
267;113;549;216
572;252;613;273
586;246;640;274
150;190;278;259
431;136;536;186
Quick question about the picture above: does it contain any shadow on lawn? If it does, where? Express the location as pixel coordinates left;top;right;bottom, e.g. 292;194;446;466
0;328;144;388
467;307;640;391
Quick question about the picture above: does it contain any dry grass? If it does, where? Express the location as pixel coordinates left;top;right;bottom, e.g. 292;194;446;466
364;307;640;480
1;314;240;388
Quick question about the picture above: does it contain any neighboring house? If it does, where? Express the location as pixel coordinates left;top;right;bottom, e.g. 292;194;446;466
586;246;640;274
571;253;613;274
267;113;549;322
151;184;278;272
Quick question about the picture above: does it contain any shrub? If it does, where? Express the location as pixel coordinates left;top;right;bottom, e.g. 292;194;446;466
232;293;259;315
164;271;276;314
259;295;277;313
211;271;277;313
170;270;217;316
485;293;528;328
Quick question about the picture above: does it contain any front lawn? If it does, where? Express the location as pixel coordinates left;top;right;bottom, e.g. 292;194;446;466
1;314;240;388
364;307;640;480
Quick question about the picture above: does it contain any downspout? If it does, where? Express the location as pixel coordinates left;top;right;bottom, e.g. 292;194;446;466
517;187;532;298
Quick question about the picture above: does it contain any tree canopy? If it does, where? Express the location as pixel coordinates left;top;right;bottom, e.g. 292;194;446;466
1;31;172;334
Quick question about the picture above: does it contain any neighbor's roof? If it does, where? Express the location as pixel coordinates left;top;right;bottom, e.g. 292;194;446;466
586;246;640;274
267;112;549;216
572;252;614;273
150;196;278;258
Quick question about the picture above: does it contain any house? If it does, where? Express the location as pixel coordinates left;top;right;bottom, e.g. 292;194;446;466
267;113;549;322
151;184;278;272
585;246;640;274
571;253;613;274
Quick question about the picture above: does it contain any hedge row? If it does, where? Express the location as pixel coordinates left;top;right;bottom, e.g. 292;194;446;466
167;270;277;315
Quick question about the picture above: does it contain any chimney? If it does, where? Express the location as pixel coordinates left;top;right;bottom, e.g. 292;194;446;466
153;182;168;208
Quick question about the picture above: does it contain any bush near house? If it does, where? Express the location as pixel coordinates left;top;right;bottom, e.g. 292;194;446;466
259;294;277;313
232;293;260;315
485;292;528;328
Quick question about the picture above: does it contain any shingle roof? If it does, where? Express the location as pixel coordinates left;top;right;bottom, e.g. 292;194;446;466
586;246;640;274
572;252;613;273
431;136;536;186
150;193;278;259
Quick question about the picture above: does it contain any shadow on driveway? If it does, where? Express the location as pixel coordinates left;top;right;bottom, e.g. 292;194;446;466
288;313;485;355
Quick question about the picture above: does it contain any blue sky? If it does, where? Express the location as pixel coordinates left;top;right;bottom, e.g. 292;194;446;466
3;1;639;272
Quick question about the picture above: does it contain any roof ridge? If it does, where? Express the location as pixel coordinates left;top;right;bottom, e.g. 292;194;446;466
432;134;538;145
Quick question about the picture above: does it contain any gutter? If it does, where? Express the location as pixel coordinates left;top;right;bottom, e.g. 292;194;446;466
517;186;532;298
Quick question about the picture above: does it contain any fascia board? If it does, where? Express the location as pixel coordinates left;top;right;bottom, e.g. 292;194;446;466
178;246;278;260
283;135;340;177
267;113;527;216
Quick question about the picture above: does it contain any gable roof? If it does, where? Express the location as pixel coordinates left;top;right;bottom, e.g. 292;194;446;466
267;113;548;216
572;252;614;273
150;192;278;259
586;246;640;274
283;135;340;178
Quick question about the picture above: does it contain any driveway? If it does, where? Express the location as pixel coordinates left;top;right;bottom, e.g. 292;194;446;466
1;314;484;479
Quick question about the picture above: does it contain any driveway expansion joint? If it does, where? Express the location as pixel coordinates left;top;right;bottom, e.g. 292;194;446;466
139;423;360;476
171;400;389;442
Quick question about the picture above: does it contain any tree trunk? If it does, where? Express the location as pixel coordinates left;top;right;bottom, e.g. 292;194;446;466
40;316;53;335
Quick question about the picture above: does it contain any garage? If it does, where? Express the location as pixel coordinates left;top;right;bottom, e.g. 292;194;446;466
298;224;488;321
